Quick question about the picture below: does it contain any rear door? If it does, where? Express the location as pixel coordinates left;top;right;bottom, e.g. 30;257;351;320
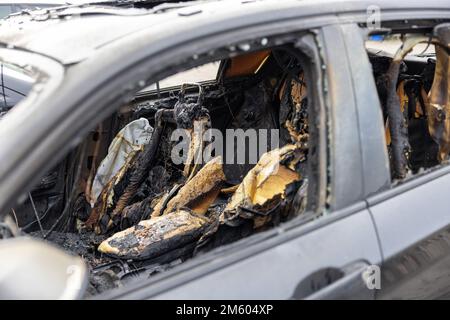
370;169;450;299
343;18;450;299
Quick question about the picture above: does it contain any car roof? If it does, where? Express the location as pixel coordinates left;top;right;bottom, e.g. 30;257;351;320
0;0;449;65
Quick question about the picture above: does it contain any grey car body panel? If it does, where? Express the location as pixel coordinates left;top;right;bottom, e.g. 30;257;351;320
369;171;450;260
321;24;365;210
368;169;450;299
0;0;449;299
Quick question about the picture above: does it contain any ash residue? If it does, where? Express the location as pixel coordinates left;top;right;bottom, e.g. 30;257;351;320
29;230;112;267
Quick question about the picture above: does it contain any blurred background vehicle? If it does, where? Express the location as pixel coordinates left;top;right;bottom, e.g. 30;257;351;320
0;0;73;19
0;63;34;116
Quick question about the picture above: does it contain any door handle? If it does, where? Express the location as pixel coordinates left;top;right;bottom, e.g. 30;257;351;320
292;261;374;300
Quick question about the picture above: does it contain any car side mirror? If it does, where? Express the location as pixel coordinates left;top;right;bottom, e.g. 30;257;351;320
0;237;88;299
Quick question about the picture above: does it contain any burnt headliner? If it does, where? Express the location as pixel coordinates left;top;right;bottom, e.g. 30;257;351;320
0;0;449;64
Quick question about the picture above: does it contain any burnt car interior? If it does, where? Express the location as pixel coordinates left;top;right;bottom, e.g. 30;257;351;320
367;23;450;183
2;19;450;297
0;39;320;296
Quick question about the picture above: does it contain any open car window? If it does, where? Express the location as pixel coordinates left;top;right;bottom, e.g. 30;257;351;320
364;26;450;186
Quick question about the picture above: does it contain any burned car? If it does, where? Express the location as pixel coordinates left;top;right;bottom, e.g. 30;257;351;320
1;0;450;300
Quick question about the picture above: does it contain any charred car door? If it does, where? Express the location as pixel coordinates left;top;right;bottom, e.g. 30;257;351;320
105;24;383;300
